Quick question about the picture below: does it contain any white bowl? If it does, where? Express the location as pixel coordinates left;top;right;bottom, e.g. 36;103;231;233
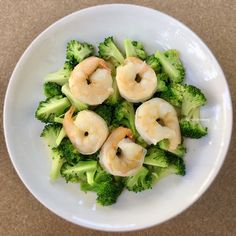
3;4;232;231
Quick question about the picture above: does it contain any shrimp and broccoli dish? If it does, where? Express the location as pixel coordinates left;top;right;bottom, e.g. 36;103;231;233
35;37;208;206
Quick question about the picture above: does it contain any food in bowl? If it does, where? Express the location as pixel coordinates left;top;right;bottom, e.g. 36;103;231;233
35;36;208;206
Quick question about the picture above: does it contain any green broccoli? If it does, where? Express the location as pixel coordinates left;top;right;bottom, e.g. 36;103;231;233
106;79;120;105
156;73;169;92
53;116;64;124
66;40;94;67
146;55;162;73
61;83;88;111
125;166;152;192
44;62;73;86
98;37;124;67
35;96;70;123
113;100;137;138
144;146;169;167
155;49;185;83
40;124;64;180
57;138;82;165
158;83;185;107
94;104;113;126
55;127;66;146
158;139;186;158
180;85;208;138
124;39;147;60
43;82;62;98
40;123;62;148
61;161;97;183
80;167;124;206
50;147;64;181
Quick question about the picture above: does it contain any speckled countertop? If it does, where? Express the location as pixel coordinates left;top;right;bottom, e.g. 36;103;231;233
0;1;235;235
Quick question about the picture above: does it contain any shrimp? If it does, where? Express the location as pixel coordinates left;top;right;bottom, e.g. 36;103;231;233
116;57;157;103
63;107;109;155
69;56;113;105
135;98;181;151
99;127;146;176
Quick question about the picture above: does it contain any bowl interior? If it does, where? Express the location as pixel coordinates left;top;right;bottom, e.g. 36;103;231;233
4;4;232;231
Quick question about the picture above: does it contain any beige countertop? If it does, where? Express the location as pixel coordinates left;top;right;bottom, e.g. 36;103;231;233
0;1;235;235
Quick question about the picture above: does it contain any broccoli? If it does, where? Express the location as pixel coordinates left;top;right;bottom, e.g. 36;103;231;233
57;138;82;165
98;37;124;67
180;85;208;138
94;104;113;126
158;83;185;107
124;39;147;60
61;83;88;111
156;73;169;92
50;147;64;181
155;49;185;83
43;82;62;98
55;127;66;146
80;167;124;206
106;79;120;105
35;95;70;123
144;146;169;167
53;116;64;124
113;100;137;138
40;124;64;180
66;40;94;67
146;55;162;73
44;62;73;86
40;123;62;148
125;166;152;192
61;161;97;183
158;139;186;158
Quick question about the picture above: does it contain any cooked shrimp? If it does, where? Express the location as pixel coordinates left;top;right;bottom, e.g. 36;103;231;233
63;107;109;155
69;56;113;105
99;127;146;176
116;57;157;103
135;98;181;151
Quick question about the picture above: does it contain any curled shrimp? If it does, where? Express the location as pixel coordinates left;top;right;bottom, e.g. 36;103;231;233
116;57;157;103
99;127;146;176
135;98;181;151
63;107;109;155
69;56;113;105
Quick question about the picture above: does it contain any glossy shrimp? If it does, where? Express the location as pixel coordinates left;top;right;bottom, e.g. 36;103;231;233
99;127;146;176
69;56;113;105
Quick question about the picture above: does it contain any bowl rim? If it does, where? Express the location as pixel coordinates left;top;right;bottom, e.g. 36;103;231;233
3;3;233;232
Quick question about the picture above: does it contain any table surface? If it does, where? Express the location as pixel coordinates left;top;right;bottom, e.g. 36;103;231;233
0;1;235;235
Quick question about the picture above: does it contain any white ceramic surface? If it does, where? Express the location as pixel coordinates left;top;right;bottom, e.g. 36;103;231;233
4;4;232;231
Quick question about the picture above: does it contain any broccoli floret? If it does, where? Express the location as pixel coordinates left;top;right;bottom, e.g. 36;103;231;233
95;180;124;206
98;37;124;67
94;104;113;126
106;79;120;105
164;153;186;176
180;112;208;138
55;127;66;146
158;139;186;158
66;40;94;67
50;147;64;181
40;124;64;180
155;49;185;83
61;161;97;183
44;62;73;86
124;39;147;60
44;82;62;98
57;138;82;165
113;100;137;138
40;123;62;148
146;55;162;73
80;167;124;206
156;73;169;92
53;116;64;124
125;166;152;192
144;146;169;167
61;83;88;111
158;83;185;107
180;85;207;138
35;96;70;123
